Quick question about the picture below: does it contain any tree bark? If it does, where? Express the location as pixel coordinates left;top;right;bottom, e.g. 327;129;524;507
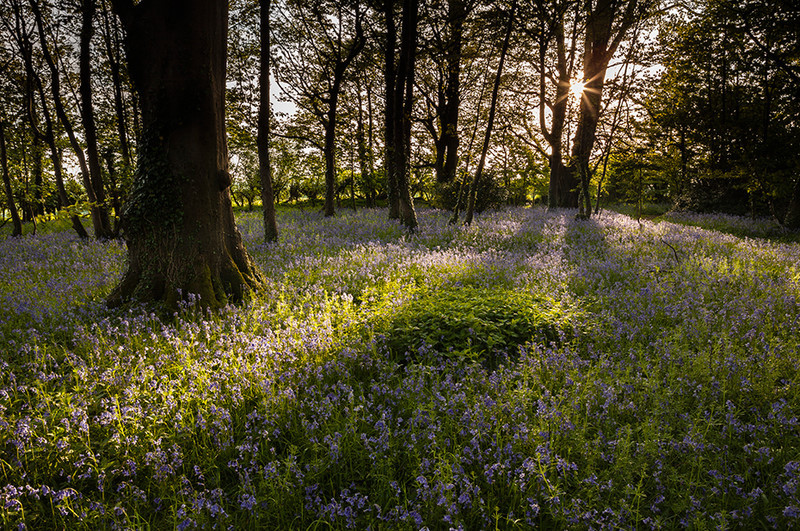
108;0;263;309
323;95;339;217
383;0;400;219
80;0;114;237
545;19;579;208
0;119;23;237
32;135;45;217
99;0;132;169
463;0;515;225
258;0;278;242
785;177;800;230
355;78;372;207
9;0;45;218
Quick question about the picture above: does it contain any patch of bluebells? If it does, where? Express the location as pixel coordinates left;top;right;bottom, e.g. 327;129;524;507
663;210;788;239
1;207;799;528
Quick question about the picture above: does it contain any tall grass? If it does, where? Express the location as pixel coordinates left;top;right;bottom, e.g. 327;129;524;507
1;206;799;529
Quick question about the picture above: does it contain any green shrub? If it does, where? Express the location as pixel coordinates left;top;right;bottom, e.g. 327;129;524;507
382;286;571;365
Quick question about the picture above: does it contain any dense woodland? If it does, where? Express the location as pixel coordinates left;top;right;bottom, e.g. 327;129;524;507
1;0;797;239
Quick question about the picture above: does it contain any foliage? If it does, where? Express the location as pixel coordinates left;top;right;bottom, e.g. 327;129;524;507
382;286;573;366
641;0;800;218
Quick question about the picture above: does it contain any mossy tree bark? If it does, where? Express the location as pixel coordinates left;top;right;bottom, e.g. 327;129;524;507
108;0;263;309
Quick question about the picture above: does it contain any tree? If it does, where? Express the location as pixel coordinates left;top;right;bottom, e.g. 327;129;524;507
642;0;800;221
98;0;132;170
515;0;582;208
4;0;46;219
568;0;649;217
416;0;473;190
463;0;516;225
79;0;114;236
0;116;23;237
108;0;262;309
258;0;278;241
382;0;419;230
273;0;367;217
28;0;110;237
35;60;89;238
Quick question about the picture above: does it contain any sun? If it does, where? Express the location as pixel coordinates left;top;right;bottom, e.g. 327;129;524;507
570;80;586;99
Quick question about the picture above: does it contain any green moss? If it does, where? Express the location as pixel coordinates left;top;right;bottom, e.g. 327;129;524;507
189;264;224;310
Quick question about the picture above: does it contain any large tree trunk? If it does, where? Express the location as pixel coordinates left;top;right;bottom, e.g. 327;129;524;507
109;0;262;309
258;0;278;242
0;119;23;237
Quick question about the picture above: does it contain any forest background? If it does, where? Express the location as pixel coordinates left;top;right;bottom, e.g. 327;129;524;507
1;0;798;238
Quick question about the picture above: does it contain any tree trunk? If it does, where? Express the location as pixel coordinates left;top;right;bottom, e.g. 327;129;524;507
566;0;639;218
319;5;365;219
464;0;516;225
383;0;400;219
30;0;107;237
100;0;132;168
545;20;579;208
355;78;372;207
389;0;419;230
785;177;800;230
323;101;338;217
10;0;45;218
0;119;23;237
259;0;278;242
80;0;114;237
439;0;465;185
103;148;124;234
109;0;263;309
